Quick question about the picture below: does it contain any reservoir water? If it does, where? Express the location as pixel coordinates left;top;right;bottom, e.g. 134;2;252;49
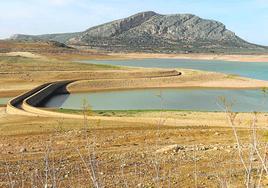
43;88;268;112
80;59;268;81
43;59;268;112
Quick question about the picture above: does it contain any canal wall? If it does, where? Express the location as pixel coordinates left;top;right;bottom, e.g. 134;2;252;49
6;80;74;117
21;80;84;119
24;81;72;106
5;69;182;118
6;83;51;116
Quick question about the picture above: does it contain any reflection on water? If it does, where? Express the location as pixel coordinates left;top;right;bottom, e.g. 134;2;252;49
38;94;69;107
42;88;268;112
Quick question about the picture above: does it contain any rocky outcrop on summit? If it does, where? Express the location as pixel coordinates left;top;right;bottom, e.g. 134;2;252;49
83;11;157;38
68;11;267;53
70;12;235;43
10;11;267;53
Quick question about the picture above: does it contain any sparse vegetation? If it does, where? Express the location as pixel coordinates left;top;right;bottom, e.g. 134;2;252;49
0;56;120;72
1;34;268;187
226;74;239;79
2;106;268;187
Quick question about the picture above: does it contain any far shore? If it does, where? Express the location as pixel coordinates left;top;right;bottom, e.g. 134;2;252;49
2;69;268;98
106;52;268;62
2;52;268;99
66;69;268;94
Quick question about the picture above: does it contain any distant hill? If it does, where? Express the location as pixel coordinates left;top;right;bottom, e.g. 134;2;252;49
0;40;72;53
10;32;81;44
10;11;268;54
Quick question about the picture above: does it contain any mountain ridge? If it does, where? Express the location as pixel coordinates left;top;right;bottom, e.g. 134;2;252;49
9;11;268;53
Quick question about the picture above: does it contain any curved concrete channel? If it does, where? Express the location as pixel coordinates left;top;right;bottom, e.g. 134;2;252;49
6;70;183;119
5;70;268;130
6;80;86;119
5;79;177;124
5;80;146;124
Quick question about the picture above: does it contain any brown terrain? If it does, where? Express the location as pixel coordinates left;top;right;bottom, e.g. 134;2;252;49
108;53;268;62
1;40;268;187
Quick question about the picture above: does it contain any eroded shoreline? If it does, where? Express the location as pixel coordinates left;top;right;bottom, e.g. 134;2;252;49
66;69;268;94
107;53;268;62
2;68;268;98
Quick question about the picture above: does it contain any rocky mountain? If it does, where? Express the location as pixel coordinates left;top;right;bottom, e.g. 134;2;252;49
10;11;267;53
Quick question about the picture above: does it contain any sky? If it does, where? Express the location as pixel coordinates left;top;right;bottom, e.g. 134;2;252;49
0;0;268;45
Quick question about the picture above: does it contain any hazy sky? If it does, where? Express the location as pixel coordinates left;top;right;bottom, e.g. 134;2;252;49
1;0;268;45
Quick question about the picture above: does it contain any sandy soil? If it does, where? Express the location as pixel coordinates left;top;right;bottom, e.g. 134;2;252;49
2;52;268;98
3;68;268;98
0;52;43;59
2;51;268;187
67;69;268;93
108;52;268;62
0;107;6;118
1;110;268;187
0;69;178;97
